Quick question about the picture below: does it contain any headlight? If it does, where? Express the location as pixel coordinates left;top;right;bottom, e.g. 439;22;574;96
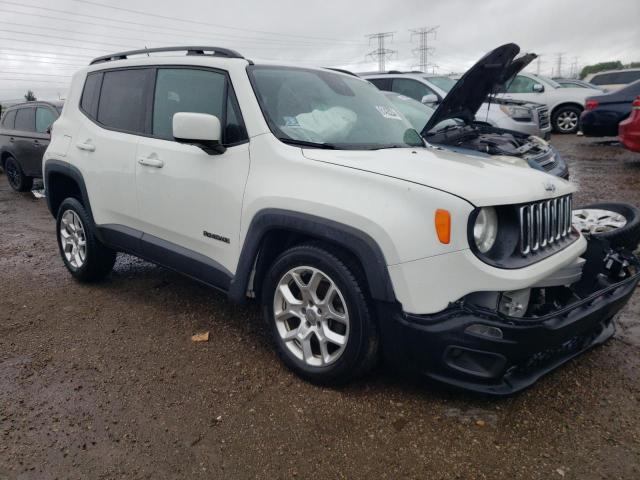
499;104;533;121
473;207;498;253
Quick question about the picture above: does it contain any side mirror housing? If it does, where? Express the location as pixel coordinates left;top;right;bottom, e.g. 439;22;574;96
532;83;545;93
421;94;439;104
172;112;226;155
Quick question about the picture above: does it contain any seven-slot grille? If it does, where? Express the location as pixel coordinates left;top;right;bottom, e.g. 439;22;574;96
536;106;550;130
518;195;573;255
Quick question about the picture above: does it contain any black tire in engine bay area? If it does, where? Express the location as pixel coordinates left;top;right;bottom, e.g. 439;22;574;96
573;202;640;251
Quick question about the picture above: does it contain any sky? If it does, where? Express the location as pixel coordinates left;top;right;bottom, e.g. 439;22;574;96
0;0;638;102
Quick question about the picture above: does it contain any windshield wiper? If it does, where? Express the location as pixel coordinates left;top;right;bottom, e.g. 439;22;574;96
278;138;339;149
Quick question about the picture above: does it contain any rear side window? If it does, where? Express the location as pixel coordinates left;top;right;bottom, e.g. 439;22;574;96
2;109;16;129
618;71;640;84
152;67;247;144
591;73;616;85
97;69;150;133
14;108;35;132
36;107;57;133
368;78;392;91
80;72;103;119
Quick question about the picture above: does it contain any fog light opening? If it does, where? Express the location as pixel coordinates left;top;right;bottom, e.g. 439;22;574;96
465;324;504;339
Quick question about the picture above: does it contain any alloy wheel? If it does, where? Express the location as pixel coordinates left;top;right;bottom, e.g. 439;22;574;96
59;210;88;269
572;208;627;234
556;111;578;133
273;266;349;367
5;159;21;189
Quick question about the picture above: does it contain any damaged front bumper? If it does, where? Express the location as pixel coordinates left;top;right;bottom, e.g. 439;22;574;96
378;239;640;395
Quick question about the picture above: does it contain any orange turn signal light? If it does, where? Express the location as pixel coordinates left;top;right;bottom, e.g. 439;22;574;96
435;209;451;244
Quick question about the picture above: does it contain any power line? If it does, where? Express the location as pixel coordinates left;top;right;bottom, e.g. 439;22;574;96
0;27;134;49
409;26;438;72
0;35;122;53
366;32;396;72
67;0;365;44
0;48;90;60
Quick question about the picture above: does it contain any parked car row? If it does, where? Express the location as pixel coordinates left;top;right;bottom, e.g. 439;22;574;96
580;80;640;138
15;43;636;395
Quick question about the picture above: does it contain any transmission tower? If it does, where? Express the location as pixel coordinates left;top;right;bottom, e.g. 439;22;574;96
555;52;565;78
409;26;439;72
366;32;396;72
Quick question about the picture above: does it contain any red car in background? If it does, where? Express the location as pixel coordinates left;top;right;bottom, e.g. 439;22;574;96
619;96;640;152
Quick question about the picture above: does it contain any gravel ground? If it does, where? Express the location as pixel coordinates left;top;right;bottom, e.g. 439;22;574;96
1;134;640;479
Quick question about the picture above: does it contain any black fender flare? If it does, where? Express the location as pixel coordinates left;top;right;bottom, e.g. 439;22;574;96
228;209;396;303
43;160;94;220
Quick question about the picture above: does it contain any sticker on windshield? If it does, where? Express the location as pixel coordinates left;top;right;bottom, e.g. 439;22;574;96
283;116;301;127
375;105;402;120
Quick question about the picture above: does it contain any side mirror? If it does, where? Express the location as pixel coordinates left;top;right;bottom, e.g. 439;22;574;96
172;112;226;155
421;94;439;104
532;83;544;93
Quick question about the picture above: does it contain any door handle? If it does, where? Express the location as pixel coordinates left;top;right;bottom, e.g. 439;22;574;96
137;156;164;168
76;141;96;152
9;137;15;143
33;139;40;144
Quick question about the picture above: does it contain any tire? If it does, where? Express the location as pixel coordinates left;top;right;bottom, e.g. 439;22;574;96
573;202;640;250
552;105;582;134
56;197;116;282
4;156;33;192
262;243;379;386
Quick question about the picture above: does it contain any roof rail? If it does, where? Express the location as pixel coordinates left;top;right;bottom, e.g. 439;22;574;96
90;46;245;65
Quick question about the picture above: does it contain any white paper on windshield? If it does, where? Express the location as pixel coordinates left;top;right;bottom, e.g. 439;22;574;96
375;105;403;120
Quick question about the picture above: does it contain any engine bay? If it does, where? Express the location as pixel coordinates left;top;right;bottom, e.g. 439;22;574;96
427;123;551;161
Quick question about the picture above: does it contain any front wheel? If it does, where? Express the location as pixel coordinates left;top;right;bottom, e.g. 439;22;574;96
4;156;33;192
56;197;116;282
552;105;581;134
262;243;379;385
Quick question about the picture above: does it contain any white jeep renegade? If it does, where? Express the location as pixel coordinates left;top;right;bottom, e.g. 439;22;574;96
43;45;640;394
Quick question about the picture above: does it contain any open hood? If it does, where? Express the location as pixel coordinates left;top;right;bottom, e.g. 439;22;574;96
421;43;536;135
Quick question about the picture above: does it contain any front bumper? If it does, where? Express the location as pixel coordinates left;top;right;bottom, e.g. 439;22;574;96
378;244;640;395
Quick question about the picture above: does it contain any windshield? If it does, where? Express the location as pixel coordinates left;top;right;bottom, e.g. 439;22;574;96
425;76;457;93
247;66;424;149
384;92;462;134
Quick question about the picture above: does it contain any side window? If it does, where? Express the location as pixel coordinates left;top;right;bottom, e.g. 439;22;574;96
80;72;103;119
36;107;57;133
152;68;247;144
506;75;537;93
368;78;392;91
618;71;640;84
591;73;615;86
392;78;435;102
14;108;35;132
2;109;16;129
97;69;150;133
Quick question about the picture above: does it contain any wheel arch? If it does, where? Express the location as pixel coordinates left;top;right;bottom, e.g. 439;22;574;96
43;160;94;220
551;101;584;117
228;209;396;304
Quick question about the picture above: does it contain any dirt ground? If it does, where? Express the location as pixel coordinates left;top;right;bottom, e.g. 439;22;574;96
1;134;640;480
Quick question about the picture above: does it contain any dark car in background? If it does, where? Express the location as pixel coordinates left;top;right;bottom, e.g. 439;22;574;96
0;100;63;191
580;80;640;137
553;78;600;90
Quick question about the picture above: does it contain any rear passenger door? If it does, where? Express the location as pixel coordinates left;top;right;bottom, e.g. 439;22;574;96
75;68;154;230
12;107;40;176
135;67;250;275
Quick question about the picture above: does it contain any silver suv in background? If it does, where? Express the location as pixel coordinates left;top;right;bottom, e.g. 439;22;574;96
363;72;551;138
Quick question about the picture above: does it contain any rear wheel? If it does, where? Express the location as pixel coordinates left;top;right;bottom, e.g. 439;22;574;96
262;243;379;385
56;197;116;282
552;105;581;134
4;156;33;192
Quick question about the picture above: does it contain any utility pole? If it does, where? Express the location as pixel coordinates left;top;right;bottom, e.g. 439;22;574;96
365;32;396;72
409;26;439;72
555;52;565;78
536;55;543;75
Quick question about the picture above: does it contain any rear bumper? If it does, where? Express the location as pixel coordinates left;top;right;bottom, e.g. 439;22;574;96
378;250;640;395
619;115;640;152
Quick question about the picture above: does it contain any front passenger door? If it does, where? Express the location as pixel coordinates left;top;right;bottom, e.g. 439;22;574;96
135;67;251;276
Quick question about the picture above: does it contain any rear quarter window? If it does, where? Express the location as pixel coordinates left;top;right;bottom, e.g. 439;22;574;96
80;72;103;119
2;109;16;129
